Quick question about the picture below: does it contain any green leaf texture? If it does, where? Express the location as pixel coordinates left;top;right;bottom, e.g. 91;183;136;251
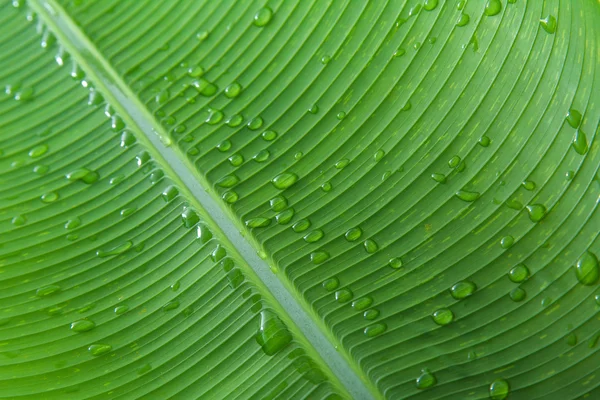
2;0;600;399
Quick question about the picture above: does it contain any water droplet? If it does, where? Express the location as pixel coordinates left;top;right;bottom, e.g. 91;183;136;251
308;104;319;114
456;190;480;202
15;86;34;101
222;190;239;204
247;116;264;130
36;284;61;297
245;217;271;228
416;369;437;389
293;219;311;232
457;13;470;27
352;297;373;311
389;258;403;269
364;323;387;337
484;0;502;16
423;0;438;11
217;139;232;152
566;109;582;128
196;31;209;41
223;82;242;98
33;165;49;175
155;89;169;104
96;241;133;258
364;239;378;253
335;159;349;169
432;308;454;325
70;320;95;332
321;182;333;192
479;135;491;147
269;195;287;212
187;66;204;77
29;144;48;158
163;301;180;311
88;344;112;356
522;180;536;191
197;223;213;243
345;227;363;242
450;281;476;300
216;174;240;188
253;7;273;27
322;277;339;291
162;186;179;202
272;172;298;189
321;55;331;65
500;235;514;249
41;192;59;203
364;309;380;320
228;153;244;167
575;251;599;286
489;378;510;400
509;287;526;302
114;305;129;315
66;168;99;184
226;114;244;127
304;229;324;243
526;204;546;222
573;130;588;155
256;310;292;356
276;208;295;224
336;111;346;120
393;48;406;57
12;215;26;226
335;288;353;303
120;130;136;147
192;78;218;96
310;251;330;264
508;264;530;283
253;149;270;162
65;217;81;230
540;15;557;33
262;130;277;141
448;155;461;168
431;173;446;184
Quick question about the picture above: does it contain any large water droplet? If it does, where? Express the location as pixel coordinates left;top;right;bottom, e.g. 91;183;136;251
575;251;599;286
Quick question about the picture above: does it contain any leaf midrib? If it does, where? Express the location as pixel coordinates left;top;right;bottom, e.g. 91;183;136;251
28;0;379;398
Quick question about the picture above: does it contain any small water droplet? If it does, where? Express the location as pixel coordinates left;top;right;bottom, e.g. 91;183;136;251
256;310;292;356
508;264;530;283
489;378;510;400
247;116;264;130
96;241;133;258
522;180;536;191
335;159;349;169
484;0;502;16
456;189;480;202
566;109;582;128
163;301;180;311
389;257;403;269
423;0;438;11
500;235;515;249
226;114;244;127
509;287;526;302
272;172;298;189
335;288;353;303
416;369;437;389
88;344;112;356
114;305;129;315
66;168;99;184
431;173;446;184
526;204;547;222
364;239;378;253
322;277;339;291
29;144;48;158
364;323;387;337
336;111;346;120
479;135;491;147
245;217;271;228
364;309;380;320
304;229;324;243
216;174;240;188
192;78;218;96
450;281;476;300
575;251;599;286
457;13;470;27
345;227;363;242
70;320;95;333
540;15;557;33
41;192;59;203
310;251;330;264
573;130;588;155
352;297;373;311
432;308;454;325
292;219;311;232
262;130;277;141
254;6;273;27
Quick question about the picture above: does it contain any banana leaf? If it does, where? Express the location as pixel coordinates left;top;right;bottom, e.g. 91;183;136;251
1;0;599;399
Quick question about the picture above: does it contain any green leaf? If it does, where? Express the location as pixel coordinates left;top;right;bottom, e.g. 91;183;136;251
2;0;599;399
